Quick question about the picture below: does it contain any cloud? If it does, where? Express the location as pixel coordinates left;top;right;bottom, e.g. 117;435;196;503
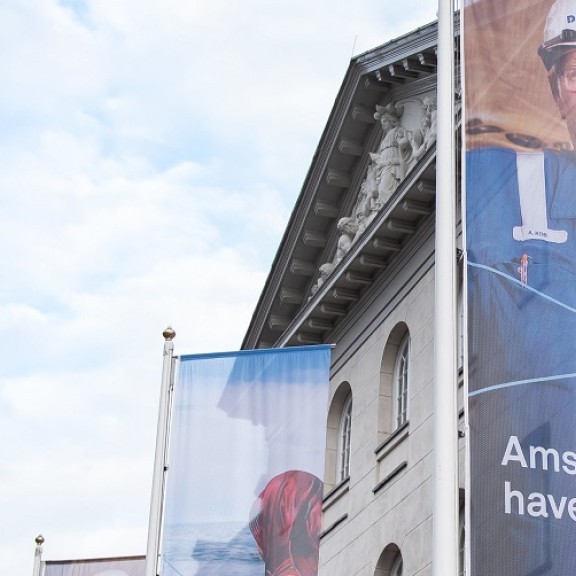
0;0;437;573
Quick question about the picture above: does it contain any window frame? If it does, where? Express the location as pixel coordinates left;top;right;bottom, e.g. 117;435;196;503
337;393;352;483
393;335;410;429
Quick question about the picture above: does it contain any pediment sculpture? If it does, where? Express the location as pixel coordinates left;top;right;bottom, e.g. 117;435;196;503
409;95;437;164
309;95;436;299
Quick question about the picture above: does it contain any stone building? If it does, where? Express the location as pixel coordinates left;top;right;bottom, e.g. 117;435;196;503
242;19;465;576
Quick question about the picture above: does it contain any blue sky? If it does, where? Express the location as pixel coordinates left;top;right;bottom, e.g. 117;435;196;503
0;0;437;573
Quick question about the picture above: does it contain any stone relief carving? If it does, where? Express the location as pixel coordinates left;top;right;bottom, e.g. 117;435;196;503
371;103;413;206
409;95;437;165
308;94;435;299
334;217;359;265
353;161;380;241
309;262;335;298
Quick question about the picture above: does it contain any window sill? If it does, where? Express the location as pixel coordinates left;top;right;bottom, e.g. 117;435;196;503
322;476;350;511
319;513;348;540
373;460;408;495
374;421;410;462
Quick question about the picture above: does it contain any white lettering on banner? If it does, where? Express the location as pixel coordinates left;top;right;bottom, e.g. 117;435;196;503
501;435;576;475
502;435;576;522
501;435;528;468
504;482;576;521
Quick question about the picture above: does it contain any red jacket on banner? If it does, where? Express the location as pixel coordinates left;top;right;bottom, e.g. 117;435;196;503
249;471;323;576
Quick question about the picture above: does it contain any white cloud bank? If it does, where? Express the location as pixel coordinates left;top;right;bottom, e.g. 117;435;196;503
0;0;437;573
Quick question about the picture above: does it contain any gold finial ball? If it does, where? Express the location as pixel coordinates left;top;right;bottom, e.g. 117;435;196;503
163;326;176;341
35;535;45;545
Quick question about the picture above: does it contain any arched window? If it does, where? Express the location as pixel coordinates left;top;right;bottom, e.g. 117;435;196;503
393;336;410;429
378;323;410;444
374;544;402;576
337;394;352;482
325;382;352;489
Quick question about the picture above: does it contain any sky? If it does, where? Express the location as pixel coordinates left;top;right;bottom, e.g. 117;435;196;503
0;0;437;574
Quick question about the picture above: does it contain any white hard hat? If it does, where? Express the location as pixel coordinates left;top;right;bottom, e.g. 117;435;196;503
539;0;576;69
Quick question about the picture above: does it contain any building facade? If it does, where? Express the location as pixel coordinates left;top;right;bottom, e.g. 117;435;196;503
242;20;465;576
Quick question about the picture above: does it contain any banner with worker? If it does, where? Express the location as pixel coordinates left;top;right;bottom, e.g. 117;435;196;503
43;556;145;576
160;345;331;576
464;0;576;575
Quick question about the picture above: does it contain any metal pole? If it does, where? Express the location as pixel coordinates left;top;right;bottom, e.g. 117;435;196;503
433;1;459;576
32;535;44;576
145;326;176;576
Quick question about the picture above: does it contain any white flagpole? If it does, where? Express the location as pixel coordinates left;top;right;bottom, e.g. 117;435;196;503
145;327;176;576
32;535;44;576
433;1;459;576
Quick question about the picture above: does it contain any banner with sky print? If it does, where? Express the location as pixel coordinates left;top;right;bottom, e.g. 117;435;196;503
161;345;331;576
465;0;576;574
44;556;145;576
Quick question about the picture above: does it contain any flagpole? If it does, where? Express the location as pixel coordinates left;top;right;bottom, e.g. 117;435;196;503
145;326;176;576
32;535;44;576
433;1;459;576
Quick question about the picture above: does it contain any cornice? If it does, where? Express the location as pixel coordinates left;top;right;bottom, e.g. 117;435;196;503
275;151;437;349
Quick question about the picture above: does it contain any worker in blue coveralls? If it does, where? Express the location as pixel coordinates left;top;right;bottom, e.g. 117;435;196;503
467;1;576;575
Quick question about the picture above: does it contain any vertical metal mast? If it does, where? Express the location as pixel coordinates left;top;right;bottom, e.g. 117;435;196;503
433;1;459;576
32;535;44;576
145;327;176;576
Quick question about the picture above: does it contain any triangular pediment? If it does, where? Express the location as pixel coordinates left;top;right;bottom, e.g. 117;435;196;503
243;20;450;350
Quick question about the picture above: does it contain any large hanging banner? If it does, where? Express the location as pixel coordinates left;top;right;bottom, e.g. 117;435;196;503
161;345;331;576
465;0;576;575
44;556;145;576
